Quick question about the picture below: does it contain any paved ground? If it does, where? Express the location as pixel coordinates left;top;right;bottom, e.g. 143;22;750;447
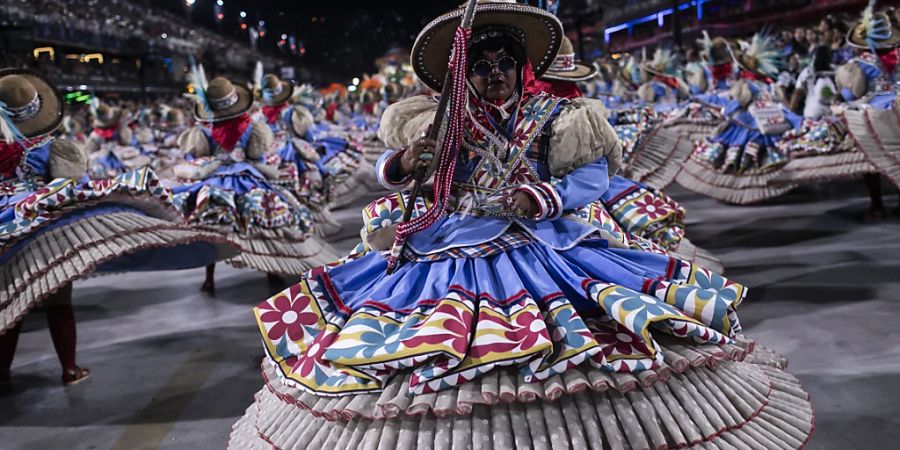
1;180;898;450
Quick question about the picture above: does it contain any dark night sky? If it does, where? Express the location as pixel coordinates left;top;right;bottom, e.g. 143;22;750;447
154;0;462;76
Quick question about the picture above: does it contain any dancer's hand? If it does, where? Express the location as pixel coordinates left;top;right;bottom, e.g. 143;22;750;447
400;134;436;176
507;191;538;218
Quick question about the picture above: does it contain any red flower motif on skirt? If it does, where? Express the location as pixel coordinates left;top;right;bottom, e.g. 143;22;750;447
633;196;670;221
292;329;337;377
403;304;473;355
590;320;651;358
259;192;284;214
258;292;321;342
504;310;546;350
468;309;548;358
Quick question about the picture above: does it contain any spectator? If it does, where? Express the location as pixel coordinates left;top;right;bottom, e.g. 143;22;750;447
780;29;796;56
831;29;854;66
793;27;810;56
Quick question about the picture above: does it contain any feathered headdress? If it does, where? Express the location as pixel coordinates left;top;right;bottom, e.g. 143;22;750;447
251;61;263;94
732;29;781;78
186;55;210;113
642;48;678;77
698;31;714;64
292;84;323;110
0;108;26;144
847;0;900;51
89;96;100;118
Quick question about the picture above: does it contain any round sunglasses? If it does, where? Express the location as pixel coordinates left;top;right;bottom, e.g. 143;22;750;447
470;56;517;78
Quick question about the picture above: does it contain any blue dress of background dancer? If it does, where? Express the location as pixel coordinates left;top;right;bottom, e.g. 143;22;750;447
1;141;220;272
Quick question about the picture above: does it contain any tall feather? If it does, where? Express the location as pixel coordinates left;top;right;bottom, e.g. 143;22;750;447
188;54;210;113
862;0;876;35
89;96;100;118
649;48;676;74
0;107;25;144
252;61;264;92
863;0;891;55
745;29;781;77
698;31;714;65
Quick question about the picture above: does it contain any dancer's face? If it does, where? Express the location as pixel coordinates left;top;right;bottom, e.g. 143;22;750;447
469;48;518;102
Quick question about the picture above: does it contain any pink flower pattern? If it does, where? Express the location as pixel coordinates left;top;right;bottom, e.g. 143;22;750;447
632;195;671;221
258;292;321;343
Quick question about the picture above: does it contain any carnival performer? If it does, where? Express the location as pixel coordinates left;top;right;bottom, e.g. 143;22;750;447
0;69;238;385
147;105;192;185
84;100;152;180
676;32;807;204
611;36;729;190
267;74;379;210
175;74;338;293
637;49;690;113
229;2;812;448
840;2;900;218
254;73;341;236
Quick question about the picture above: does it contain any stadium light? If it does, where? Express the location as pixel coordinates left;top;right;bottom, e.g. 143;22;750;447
33;47;55;60
82;53;104;64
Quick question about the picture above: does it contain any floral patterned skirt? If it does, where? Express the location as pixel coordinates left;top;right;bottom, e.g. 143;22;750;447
601;176;686;250
776;117;855;158
255;226;745;396
691;124;788;174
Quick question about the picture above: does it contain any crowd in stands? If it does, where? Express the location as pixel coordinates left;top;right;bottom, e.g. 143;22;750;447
3;0;286;72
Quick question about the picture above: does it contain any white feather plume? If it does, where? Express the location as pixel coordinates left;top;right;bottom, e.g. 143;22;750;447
252;61;264;92
188;55;210;112
744;31;781;77
698;31;714;63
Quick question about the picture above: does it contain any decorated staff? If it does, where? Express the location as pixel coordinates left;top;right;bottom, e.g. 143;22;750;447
386;0;480;273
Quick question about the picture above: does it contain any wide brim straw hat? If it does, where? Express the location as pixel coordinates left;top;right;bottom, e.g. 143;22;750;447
541;36;598;82
194;77;254;122
847;10;900;49
0;68;64;139
259;74;294;107
411;0;563;91
91;102;124;128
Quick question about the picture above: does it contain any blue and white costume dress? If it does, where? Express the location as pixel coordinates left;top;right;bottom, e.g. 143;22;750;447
173;115;338;275
840;53;900;190
85;117;152;180
676;79;807;204
230;94;812;450
0;135;237;333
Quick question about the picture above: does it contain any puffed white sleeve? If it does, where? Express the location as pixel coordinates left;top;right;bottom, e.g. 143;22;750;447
548;97;622;178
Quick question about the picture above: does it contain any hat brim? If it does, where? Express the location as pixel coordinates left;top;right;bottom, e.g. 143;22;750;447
261;81;294;107
541;61;598;82
846;23;900;49
617;70;638;89
195;84;254;122
732;52;771;79
640;62;674;79
0;68;64;139
411;2;563;92
92;108;123;129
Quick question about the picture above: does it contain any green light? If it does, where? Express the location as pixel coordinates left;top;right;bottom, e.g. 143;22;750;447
76;94;92;102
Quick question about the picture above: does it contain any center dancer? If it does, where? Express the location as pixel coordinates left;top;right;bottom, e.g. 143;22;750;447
230;1;812;448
